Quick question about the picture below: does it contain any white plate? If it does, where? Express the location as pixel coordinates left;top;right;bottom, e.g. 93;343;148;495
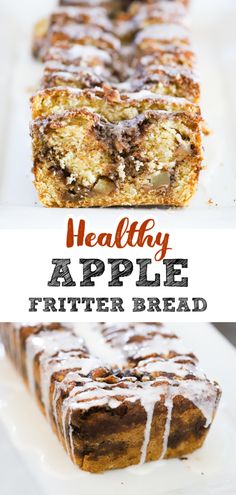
0;0;236;228
0;323;236;495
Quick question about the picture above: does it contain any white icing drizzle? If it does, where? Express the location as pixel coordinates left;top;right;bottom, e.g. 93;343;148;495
54;6;109;19
61;0;110;5
143;63;198;81
127;336;188;360
139;398;155;464
133;1;186;22
44;61;111;79
102;322;173;345
46;70;79;81
160;392;173;459
25;329;87;414
135;23;189;45
47;44;112;65
138;356;204;379
52;24;121;51
51;5;114;37
125;90;188;105
177;379;218;428
68;408;76;464
101;323;191;360
40;351;102;419
13;323;38;371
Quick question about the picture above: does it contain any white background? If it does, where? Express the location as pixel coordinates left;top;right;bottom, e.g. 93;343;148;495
0;1;236;494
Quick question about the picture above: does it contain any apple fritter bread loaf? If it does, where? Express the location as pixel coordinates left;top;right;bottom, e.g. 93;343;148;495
30;0;203;207
1;323;221;473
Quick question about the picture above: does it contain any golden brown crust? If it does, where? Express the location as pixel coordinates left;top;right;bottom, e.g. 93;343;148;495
32;18;50;59
31;106;202;207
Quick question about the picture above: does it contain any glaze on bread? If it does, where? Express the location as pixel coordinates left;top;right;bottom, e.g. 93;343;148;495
1;323;221;473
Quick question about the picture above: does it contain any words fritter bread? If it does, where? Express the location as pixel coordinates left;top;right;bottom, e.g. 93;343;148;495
1;323;221;473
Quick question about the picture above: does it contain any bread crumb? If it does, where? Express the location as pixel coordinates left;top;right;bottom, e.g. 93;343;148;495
208;198;218;206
